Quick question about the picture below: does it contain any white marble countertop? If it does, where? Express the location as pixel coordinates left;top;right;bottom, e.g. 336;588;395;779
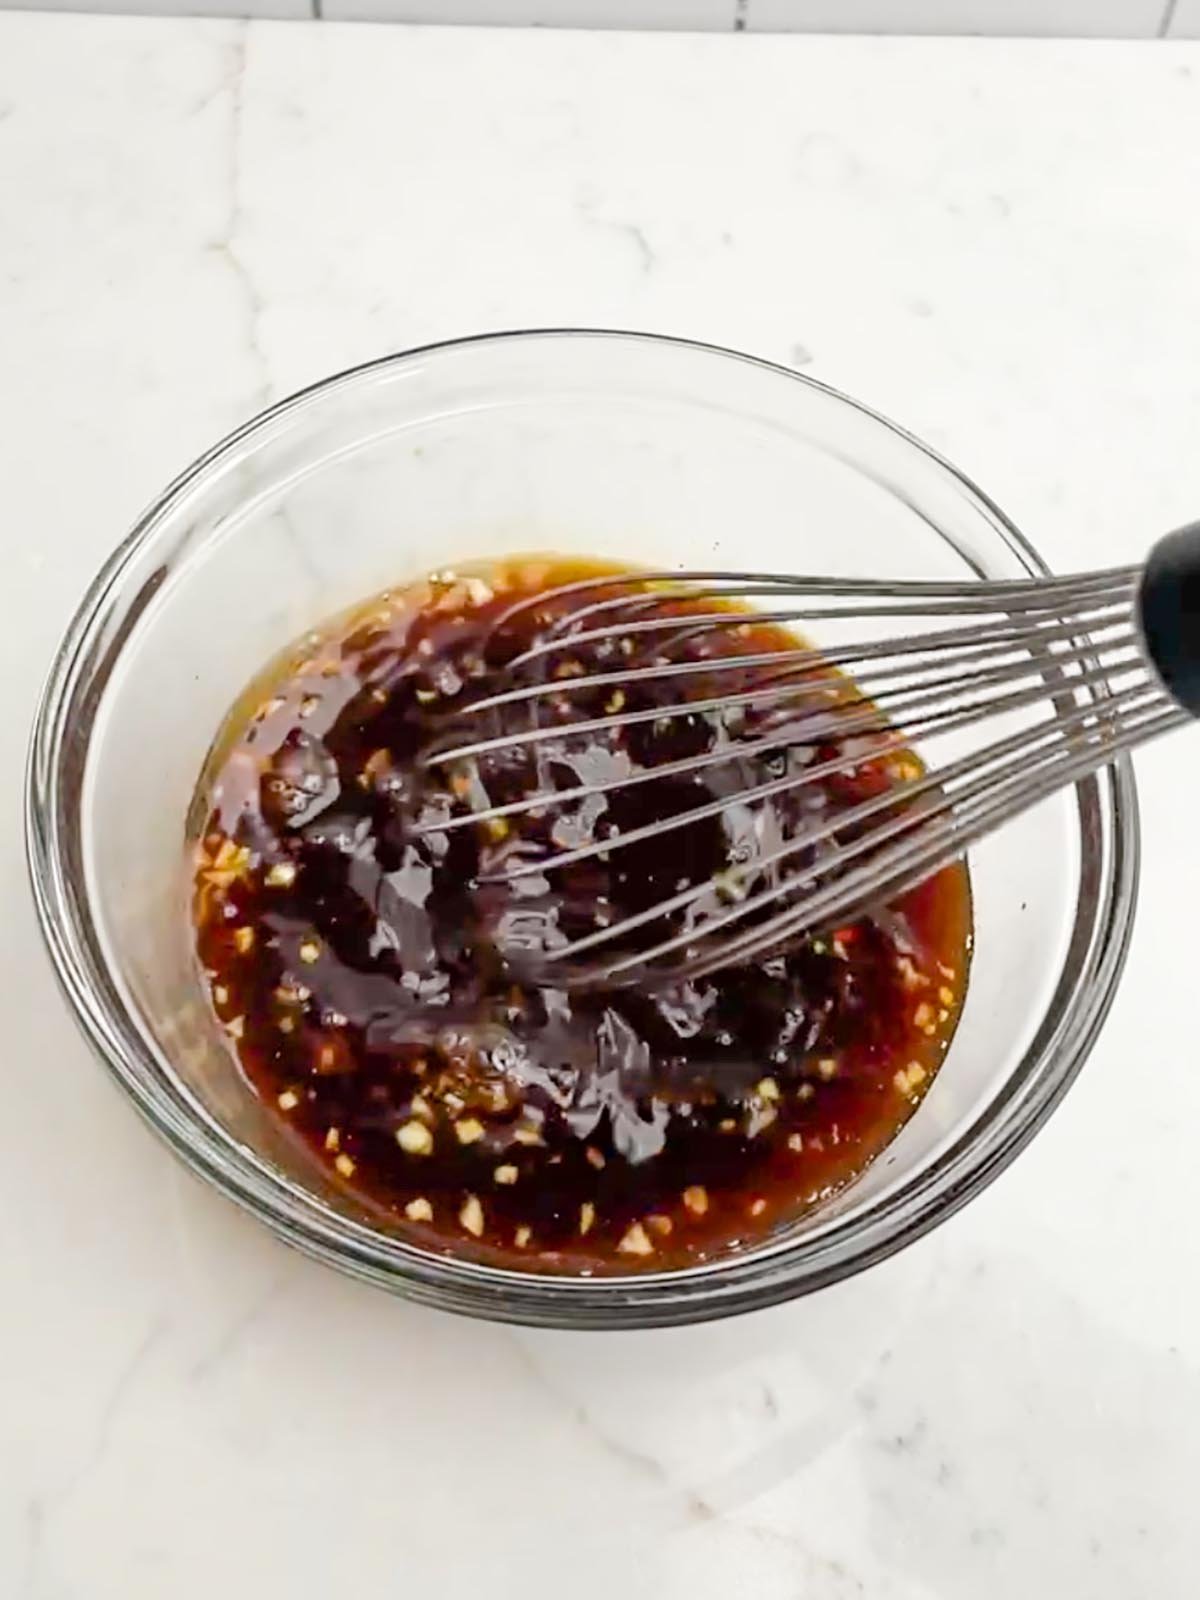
4;14;1200;1596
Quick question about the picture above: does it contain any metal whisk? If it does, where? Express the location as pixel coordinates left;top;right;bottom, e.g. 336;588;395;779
417;524;1200;988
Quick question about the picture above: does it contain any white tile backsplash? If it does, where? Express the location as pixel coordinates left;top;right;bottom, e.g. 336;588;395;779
1166;0;1200;34
320;0;735;23
0;0;1190;33
0;0;310;12
746;0;1169;34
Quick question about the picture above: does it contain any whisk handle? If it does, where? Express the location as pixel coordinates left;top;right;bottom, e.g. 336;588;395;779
1140;521;1200;716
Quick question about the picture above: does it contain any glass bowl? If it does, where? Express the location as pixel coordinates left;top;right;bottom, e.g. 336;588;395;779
26;330;1138;1329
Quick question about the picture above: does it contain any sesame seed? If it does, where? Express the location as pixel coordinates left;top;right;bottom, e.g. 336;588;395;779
939;986;955;1007
298;938;320;964
405;1197;433;1223
817;1057;838;1079
585;1146;606;1170
515;1225;533;1248
334;1153;356;1179
265;861;297;889
647;1214;672;1237
459;1195;484;1237
277;1089;299;1111
213;984;229;1007
579;1202;595;1236
233;926;255;955
396;1120;434;1156
324;1126;341;1152
756;1077;780;1102
787;1133;804;1152
494;1164;519;1185
683;1185;709;1216
513;1125;543;1147
455;1117;485;1145
749;1198;767;1217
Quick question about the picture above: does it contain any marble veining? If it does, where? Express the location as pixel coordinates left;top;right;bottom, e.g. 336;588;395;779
216;28;273;414
3;14;1200;1596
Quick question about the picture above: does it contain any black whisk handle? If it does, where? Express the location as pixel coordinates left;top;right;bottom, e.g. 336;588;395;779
1139;521;1200;716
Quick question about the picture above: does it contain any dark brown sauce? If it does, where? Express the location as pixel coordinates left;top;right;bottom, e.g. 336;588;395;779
192;557;972;1273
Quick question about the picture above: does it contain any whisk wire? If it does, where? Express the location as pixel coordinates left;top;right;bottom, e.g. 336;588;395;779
423;611;1143;775
505;574;1140;673
475;636;1145;885
551;682;1180;987
680;697;1184;984
413;552;1197;987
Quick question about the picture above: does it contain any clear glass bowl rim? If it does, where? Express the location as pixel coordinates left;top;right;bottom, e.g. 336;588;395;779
25;328;1140;1329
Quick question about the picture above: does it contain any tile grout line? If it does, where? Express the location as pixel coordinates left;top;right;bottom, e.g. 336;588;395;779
249;0;1176;31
